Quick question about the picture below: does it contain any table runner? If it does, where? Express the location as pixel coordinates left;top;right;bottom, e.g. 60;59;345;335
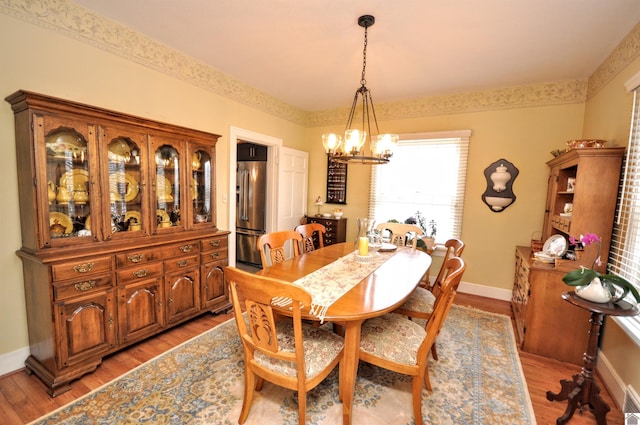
273;248;403;322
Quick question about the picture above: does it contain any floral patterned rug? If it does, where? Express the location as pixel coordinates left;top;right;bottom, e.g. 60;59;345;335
30;305;536;425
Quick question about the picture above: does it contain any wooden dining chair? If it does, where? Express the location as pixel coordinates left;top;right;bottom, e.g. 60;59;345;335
358;257;466;425
375;222;424;250
394;238;465;359
225;266;344;425
257;230;303;268
294;223;326;253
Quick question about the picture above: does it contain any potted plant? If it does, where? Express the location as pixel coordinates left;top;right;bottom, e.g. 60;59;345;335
405;211;436;251
562;233;640;303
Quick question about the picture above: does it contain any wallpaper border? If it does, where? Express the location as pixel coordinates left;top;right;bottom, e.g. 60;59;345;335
2;0;637;127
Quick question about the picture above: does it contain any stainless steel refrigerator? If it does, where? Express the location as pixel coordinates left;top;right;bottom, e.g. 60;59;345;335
236;154;267;266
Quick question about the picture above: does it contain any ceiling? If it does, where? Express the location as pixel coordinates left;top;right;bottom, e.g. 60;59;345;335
71;0;640;112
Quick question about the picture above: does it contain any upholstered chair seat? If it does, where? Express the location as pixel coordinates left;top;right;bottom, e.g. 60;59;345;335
398;287;435;315
360;313;426;365
254;320;344;378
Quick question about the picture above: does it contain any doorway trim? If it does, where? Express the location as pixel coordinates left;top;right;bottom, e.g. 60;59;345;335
229;126;283;266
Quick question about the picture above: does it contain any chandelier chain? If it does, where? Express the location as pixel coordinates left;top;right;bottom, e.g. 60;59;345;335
361;26;368;86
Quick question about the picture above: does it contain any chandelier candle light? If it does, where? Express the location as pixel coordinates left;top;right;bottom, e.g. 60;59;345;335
322;15;398;165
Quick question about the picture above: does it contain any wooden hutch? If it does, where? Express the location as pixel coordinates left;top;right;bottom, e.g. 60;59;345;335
6;90;230;396
512;147;625;364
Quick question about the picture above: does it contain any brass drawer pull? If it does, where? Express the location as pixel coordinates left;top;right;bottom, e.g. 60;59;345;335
209;240;220;247
209;252;220;259
180;244;193;253
127;253;144;263
177;259;189;267
74;280;97;291
73;263;95;273
132;269;148;278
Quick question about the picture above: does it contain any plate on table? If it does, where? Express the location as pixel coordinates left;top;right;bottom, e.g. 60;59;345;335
49;211;73;234
533;251;557;263
543;234;567;256
378;243;398;252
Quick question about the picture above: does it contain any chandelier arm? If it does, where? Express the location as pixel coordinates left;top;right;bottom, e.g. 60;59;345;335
367;89;382;136
345;89;360;133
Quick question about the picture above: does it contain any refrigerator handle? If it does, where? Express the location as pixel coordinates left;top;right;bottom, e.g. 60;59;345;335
241;170;249;221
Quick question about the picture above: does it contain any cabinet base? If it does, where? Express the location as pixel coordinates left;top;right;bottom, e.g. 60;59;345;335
25;355;101;397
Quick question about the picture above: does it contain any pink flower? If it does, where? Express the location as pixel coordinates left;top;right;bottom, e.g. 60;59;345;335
581;233;601;246
570;233;602;270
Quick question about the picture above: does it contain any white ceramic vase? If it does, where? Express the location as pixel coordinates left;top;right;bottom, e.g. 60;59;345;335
575;277;612;303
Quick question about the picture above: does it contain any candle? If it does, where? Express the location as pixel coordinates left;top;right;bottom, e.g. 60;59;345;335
358;236;369;256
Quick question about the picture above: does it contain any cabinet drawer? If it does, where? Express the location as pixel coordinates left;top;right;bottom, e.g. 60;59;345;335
116;261;163;284
164;254;200;273
52;256;112;281
200;249;227;263
53;275;113;301
158;241;200;258
115;248;158;268
201;236;228;252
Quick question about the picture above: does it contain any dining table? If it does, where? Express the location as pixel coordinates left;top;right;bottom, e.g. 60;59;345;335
256;241;432;425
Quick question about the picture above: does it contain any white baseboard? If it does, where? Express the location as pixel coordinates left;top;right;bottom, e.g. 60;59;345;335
596;349;626;409
459;280;513;301
0;346;29;377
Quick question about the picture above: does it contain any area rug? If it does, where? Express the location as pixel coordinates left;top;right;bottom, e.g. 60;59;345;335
30;305;536;425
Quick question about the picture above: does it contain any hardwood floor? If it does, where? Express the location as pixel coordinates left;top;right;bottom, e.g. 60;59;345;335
0;293;625;425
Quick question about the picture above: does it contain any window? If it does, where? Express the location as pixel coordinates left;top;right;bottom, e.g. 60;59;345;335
368;130;470;242
608;73;640;346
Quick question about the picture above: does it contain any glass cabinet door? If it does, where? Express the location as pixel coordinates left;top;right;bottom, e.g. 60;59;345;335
153;141;185;232
190;146;214;226
102;125;147;239
43;119;96;246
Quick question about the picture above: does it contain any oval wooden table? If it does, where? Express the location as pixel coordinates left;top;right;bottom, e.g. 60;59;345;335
257;242;432;425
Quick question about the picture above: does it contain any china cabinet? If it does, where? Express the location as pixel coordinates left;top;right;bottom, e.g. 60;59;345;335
7;90;230;396
304;216;347;247
512;147;625;364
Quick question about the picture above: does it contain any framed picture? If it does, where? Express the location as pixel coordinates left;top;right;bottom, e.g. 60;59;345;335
567;177;576;192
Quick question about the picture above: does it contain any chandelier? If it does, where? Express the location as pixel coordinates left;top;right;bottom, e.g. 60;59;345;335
322;15;398;165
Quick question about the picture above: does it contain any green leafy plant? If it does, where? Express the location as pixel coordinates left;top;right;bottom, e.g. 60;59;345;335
562;233;640;302
404;211;436;250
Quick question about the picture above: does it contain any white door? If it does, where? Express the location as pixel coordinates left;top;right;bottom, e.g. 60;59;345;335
277;147;308;232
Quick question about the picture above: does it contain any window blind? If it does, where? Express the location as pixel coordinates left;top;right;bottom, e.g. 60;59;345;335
368;130;470;241
609;81;640;346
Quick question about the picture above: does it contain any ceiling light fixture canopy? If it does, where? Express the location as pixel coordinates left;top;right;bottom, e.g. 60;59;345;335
322;15;398;165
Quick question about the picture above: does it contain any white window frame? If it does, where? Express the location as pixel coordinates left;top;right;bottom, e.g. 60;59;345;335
368;130;470;246
609;71;640;347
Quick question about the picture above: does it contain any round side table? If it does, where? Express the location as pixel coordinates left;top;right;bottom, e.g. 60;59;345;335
546;291;639;425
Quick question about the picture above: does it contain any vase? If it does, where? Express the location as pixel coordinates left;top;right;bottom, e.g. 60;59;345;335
354;218;375;252
575;277;612;303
